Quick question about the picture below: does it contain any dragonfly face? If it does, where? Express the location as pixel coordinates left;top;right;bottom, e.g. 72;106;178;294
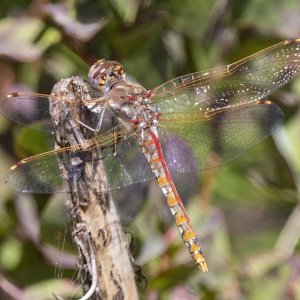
88;59;124;92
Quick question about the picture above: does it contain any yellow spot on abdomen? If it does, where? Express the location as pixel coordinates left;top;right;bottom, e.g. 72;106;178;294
157;176;168;187
175;213;187;226
151;156;161;164
183;229;196;242
167;194;177;207
144;139;155;146
189;243;202;254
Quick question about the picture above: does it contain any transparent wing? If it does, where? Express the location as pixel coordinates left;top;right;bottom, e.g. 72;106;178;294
159;101;283;173
0;92;53;129
6;101;283;193
4;39;298;194
5;127;154;193
0;92;107;130
151;38;300;113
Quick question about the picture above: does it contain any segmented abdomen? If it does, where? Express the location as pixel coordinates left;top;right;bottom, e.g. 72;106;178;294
138;126;208;272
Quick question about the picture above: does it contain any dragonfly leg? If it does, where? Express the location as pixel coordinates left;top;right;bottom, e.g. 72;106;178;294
93;105;107;132
75;106;107;132
75;119;99;132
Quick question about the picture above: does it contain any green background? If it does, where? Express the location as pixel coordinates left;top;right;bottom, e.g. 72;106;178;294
0;0;300;299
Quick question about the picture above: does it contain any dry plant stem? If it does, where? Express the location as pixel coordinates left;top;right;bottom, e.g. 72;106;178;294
49;76;138;300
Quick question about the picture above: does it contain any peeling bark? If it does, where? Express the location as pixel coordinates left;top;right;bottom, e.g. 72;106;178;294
49;76;138;300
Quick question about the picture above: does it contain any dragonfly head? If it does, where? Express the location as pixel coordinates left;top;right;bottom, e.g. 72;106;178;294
88;59;124;92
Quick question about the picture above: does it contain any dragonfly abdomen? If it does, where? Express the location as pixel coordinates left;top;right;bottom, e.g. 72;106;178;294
139;127;208;272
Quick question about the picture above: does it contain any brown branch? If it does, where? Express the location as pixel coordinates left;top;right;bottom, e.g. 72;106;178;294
49;76;138;299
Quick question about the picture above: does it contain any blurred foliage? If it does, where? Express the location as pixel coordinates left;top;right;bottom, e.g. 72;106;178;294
0;0;300;299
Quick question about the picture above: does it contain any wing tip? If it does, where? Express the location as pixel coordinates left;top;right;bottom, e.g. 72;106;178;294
284;38;300;45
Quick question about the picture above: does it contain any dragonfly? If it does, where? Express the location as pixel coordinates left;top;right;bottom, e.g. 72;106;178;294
1;38;300;272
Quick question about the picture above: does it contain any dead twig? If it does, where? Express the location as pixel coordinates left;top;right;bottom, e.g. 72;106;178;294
49;76;138;299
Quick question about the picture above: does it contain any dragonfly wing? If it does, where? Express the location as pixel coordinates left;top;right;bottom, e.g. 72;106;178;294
151;39;300;113
0;91;108;131
0;92;53;130
113;182;149;224
102;134;154;190
5;132;154;193
158;101;283;173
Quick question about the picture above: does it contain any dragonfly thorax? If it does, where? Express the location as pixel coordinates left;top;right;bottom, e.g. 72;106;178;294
114;95;158;130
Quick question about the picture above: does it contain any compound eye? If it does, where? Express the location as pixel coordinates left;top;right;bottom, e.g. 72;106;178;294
98;74;107;88
114;64;124;75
